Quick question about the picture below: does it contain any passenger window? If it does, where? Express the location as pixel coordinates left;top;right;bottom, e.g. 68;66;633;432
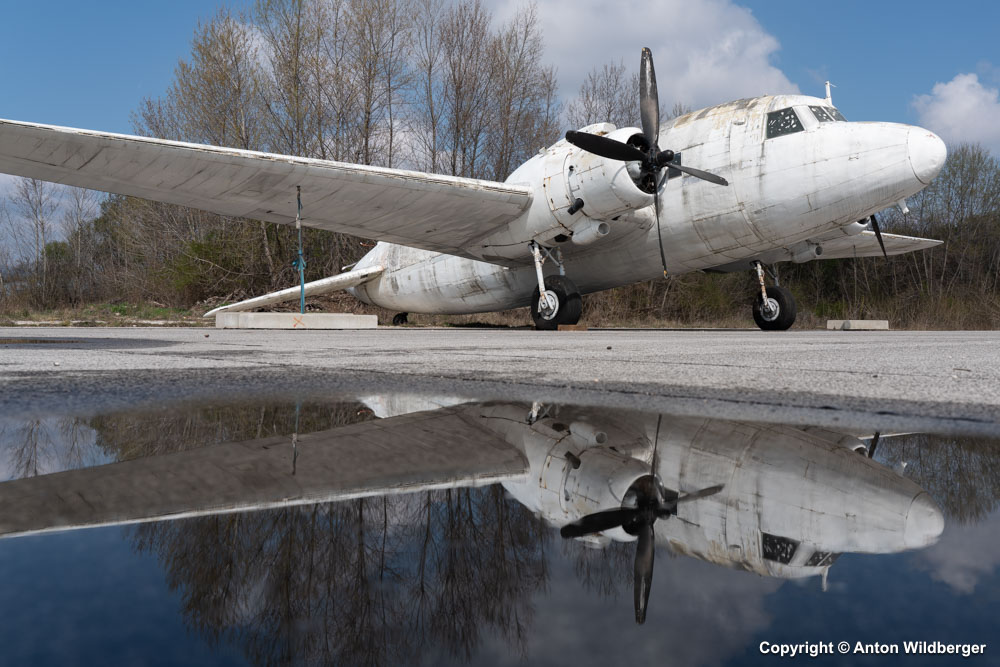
762;533;799;564
766;108;804;138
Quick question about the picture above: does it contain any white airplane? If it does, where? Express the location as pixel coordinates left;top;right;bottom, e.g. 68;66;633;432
0;399;943;625
0;49;945;329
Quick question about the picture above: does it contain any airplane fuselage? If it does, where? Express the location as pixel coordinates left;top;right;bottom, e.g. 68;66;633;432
348;94;945;314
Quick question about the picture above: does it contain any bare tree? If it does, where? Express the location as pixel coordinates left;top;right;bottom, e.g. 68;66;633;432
565;60;638;130
11;178;60;302
62;187;99;304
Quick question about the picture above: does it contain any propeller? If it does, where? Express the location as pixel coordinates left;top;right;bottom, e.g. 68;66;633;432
564;48;729;277
868;431;881;459
559;426;723;624
867;214;888;259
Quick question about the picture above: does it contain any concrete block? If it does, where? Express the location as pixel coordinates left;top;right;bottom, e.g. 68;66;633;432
216;312;378;329
826;319;890;331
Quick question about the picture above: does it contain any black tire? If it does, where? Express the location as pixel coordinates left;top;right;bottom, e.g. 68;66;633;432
752;286;796;331
392;312;409;326
531;275;583;330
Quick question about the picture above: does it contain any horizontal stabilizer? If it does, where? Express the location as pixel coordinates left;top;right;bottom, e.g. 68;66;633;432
204;265;383;316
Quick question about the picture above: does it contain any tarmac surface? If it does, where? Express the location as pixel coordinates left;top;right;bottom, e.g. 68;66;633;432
2;326;999;435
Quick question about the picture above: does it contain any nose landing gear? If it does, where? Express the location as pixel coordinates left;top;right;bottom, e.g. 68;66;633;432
530;242;582;330
752;261;796;331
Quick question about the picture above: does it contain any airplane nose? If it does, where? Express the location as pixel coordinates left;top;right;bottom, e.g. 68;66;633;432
903;492;944;548
907;128;947;184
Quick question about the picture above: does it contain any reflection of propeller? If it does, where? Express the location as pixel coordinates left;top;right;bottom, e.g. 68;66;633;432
560;472;723;624
867;431;881;458
564;48;728;277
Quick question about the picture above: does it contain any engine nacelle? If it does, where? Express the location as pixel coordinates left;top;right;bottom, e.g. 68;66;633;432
540;124;654;237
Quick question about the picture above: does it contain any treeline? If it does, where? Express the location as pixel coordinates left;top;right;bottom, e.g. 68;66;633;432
1;0;999;328
1;0;559;309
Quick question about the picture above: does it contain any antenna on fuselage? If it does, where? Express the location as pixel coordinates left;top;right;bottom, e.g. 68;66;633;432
825;81;836;105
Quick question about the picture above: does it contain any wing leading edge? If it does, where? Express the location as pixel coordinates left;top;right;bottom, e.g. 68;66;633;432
0;118;532;263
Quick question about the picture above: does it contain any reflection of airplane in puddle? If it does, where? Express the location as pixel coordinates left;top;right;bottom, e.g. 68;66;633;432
0;400;942;624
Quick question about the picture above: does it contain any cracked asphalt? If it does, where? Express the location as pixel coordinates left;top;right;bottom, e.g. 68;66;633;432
1;326;998;436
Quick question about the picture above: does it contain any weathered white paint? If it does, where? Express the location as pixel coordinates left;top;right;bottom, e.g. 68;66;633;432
0;91;946;319
348;94;945;315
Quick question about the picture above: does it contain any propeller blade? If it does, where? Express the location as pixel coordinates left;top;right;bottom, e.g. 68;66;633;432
560;508;636;538
651;168;670;277
870;214;888;259
665;162;729;187
639;47;660;151
868;432;880;459
658;483;724;517
677;484;724;503
633;520;655;625
565;130;646;163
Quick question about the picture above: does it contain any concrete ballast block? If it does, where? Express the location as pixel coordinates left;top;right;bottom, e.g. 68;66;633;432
826;319;890;331
216;312;378;329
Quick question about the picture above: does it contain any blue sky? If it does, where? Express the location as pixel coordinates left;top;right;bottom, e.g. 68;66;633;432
1;1;998;143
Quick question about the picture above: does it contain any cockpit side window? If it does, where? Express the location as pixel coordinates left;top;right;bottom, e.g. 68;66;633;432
765;108;804;138
762;532;799;564
805;551;841;567
809;106;848;123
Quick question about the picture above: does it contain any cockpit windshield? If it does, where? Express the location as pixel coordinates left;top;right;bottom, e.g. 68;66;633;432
809;105;847;123
765;108;804;139
762;532;799;564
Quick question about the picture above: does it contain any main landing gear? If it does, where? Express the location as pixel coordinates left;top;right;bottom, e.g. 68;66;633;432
751;261;796;331
530;242;582;330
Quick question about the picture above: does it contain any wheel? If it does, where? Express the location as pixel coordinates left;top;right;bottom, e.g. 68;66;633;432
392;312;408;326
531;275;582;330
753;286;796;331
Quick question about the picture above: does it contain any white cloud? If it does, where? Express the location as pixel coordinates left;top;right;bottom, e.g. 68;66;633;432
915;512;1000;594
913;71;1000;154
488;0;799;112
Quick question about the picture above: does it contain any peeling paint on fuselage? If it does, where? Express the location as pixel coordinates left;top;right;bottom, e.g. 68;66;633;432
350;94;941;315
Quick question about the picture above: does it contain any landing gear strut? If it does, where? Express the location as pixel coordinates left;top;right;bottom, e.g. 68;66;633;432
530;242;582;330
752;261;796;331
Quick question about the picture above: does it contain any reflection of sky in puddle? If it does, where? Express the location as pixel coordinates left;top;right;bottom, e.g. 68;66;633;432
0;397;997;666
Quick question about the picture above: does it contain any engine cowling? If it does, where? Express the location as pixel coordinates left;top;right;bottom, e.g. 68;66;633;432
540;123;654;242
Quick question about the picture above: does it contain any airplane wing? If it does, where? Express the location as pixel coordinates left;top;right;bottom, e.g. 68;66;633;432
708;230;942;272
0;406;527;538
814;230;942;260
0;118;532;264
